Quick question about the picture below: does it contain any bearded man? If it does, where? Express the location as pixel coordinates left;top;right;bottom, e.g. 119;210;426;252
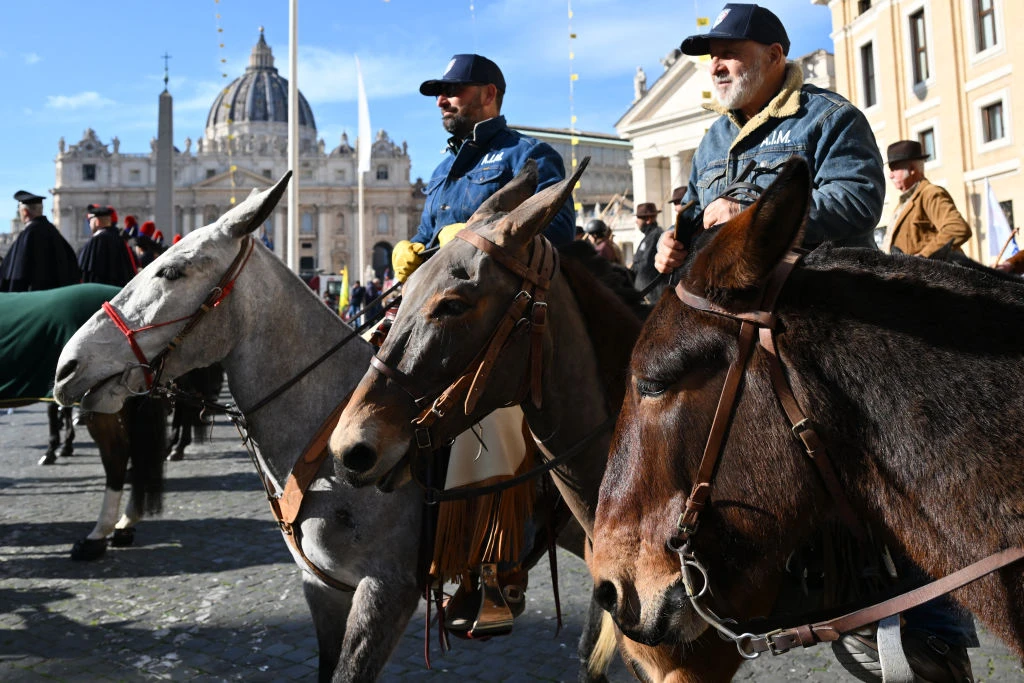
655;2;885;274
392;53;575;281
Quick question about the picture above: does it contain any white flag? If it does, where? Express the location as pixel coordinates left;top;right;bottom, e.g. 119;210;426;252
355;56;372;174
986;177;1017;259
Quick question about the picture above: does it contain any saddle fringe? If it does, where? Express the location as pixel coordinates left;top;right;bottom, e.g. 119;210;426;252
429;421;537;584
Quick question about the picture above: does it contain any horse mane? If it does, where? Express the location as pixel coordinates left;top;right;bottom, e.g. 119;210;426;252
557;241;648;411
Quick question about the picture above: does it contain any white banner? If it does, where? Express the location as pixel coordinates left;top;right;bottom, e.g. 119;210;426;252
355;56;371;174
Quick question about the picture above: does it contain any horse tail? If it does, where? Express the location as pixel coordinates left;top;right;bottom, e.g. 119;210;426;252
126;395;169;517
587;610;617;678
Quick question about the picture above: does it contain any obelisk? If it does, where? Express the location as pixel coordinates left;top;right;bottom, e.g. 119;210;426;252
155;54;174;236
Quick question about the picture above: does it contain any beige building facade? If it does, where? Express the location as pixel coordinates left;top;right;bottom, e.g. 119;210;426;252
818;0;1019;261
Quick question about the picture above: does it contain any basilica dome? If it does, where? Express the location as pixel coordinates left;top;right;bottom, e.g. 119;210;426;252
204;29;316;143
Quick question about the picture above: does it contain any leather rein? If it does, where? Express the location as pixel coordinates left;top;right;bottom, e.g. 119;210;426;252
101;235;356;592
667;249;1024;659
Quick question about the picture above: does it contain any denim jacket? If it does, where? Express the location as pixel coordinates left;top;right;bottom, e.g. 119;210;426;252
683;65;884;249
411;116;576;247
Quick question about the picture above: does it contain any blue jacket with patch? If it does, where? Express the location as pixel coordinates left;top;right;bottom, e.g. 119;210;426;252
411;116;576;247
683;65;884;249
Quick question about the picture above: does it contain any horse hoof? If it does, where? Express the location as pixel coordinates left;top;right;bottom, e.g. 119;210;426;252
38;453;56;466
167;451;184;461
70;537;108;561
59;447;73;458
110;528;136;547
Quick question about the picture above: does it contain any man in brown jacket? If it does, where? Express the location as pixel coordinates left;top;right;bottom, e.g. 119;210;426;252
883;140;972;256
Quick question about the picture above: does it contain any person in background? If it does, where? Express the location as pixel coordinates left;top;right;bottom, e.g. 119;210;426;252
0;190;80;292
882;140;972;256
78;204;136;286
629;202;664;300
583;219;623;264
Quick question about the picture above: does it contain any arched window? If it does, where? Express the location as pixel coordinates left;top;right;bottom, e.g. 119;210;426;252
376;164;389;181
376;212;389;235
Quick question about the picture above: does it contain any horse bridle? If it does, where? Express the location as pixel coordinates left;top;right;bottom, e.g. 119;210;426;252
370;229;558;457
101;234;359;593
666;249;1024;659
102;236;256;392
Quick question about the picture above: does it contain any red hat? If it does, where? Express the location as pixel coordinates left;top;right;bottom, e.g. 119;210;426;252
140;220;156;237
124;215;138;229
172;234;183;245
108;207;118;225
153;230;164;244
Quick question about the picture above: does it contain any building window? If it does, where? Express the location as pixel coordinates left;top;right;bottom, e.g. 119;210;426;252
858;0;871;14
82;164;96;181
1000;200;1014;230
335;169;347;183
975;0;997;52
301;211;315;235
909;9;929;85
860;42;876;108
376;212;389;235
917;128;935;161
376;165;389;181
206;168;216;179
262;169;272;179
982;101;1005;142
129;169;141;183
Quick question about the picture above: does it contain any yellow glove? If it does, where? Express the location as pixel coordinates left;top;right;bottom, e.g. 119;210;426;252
392;240;426;282
437;222;467;247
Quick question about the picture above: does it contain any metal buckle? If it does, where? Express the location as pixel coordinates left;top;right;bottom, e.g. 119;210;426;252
791;418;812;439
765;628;790;656
414;427;432;450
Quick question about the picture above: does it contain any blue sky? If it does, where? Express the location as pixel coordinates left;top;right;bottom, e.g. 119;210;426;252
0;0;833;233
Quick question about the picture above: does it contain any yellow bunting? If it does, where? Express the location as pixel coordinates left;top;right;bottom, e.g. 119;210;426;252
574;202;583;211
571;115;577;124
697;16;710;27
230;165;237;172
571;158;578;167
702;91;711;99
569;51;574;59
571;136;579;145
570;33;576;39
570;73;579;81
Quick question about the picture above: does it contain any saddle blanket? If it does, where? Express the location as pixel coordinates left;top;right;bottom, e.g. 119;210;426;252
446;406;527;488
0;284;120;402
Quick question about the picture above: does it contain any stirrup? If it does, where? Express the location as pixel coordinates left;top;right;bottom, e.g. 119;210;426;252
467;563;514;638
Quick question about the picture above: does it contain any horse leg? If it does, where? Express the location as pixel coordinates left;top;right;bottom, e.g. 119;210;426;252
41;403;60;465
303;575;420;683
58;406;75;458
114;395;169;545
69;411;129;560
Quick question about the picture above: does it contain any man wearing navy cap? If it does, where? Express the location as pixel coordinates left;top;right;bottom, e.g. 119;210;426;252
0;191;80;292
655;2;885;273
78;204;136;286
391;53;575;281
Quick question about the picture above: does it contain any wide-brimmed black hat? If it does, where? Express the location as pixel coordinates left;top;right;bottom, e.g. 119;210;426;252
886;140;929;166
13;190;44;205
669;187;687;204
680;3;790;57
420;54;506;96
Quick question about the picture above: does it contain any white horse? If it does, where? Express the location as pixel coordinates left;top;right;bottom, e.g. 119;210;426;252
54;175;422;682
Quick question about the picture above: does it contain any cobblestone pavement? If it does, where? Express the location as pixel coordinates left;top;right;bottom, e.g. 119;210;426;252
1;402;1021;682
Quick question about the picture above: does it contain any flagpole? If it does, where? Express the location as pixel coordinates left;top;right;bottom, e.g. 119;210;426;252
995;228;1019;265
355;56;371;283
287;0;299;274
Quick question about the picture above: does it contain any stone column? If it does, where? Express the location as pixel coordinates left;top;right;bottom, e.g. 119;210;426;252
317;208;331;273
274;209;285;256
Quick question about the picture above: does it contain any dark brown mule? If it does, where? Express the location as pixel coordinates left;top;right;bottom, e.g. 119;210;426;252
329;161;742;681
590;157;1024;669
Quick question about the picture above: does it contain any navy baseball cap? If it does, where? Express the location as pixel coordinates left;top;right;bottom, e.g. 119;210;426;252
419;54;506;96
680;3;790;56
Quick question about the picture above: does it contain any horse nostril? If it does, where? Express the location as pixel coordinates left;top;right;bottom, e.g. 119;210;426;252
56;360;78;383
342;443;377;474
594;580;618;613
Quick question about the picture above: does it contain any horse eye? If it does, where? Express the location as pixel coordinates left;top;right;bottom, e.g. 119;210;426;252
155;265;185;281
635;378;668;398
432;298;470;318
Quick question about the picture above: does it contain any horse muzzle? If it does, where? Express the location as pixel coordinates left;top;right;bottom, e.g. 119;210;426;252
593;576;706;647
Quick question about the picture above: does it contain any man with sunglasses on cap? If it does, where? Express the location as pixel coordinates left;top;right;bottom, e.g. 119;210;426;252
0;190;80;292
391;53;575;282
654;2;884;274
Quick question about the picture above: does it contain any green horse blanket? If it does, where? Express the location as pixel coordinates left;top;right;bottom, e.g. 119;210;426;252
0;283;120;403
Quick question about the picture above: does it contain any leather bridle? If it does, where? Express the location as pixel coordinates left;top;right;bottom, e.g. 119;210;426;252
102;236;256;392
370;229;558;457
667;249;1024;659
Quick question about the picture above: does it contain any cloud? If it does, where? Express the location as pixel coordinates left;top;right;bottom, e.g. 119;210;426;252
46;91;116;110
24;53;41;65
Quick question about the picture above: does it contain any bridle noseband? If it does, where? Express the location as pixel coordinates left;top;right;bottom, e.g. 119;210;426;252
665;249;1024;659
102;236;256;392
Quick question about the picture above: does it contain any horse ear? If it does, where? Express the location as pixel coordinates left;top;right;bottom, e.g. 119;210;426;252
220;171;292;238
690;156;809;292
465;160;539;227
494;156;591;248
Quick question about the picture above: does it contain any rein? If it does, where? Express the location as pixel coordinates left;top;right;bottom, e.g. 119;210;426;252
667;249;1024;659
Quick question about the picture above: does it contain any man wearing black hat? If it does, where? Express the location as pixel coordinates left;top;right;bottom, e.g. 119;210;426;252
0;191;80;292
883;140;972;256
630;202;664;301
78;204;136;286
655;2;884;273
391;53;575;281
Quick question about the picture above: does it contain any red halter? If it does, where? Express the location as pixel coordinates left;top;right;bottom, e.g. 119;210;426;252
102;236;255;391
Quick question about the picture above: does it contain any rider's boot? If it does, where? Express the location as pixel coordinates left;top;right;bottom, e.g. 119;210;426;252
833;624;975;682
